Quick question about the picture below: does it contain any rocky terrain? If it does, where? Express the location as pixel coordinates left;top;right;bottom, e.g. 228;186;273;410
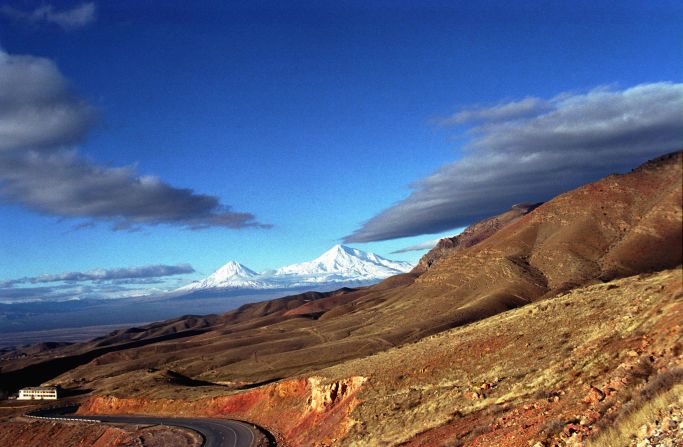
0;420;131;447
628;403;682;447
0;151;681;446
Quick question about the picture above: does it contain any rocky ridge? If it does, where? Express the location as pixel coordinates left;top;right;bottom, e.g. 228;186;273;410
413;202;542;273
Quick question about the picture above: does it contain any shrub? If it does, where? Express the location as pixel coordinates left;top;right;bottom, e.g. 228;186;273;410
585;369;683;447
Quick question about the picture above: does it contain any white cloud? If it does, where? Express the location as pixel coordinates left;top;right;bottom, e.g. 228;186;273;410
30;264;196;283
0;264;197;303
441;97;548;125
0;2;96;30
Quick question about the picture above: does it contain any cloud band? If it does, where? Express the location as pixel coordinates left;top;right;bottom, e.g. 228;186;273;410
345;82;683;242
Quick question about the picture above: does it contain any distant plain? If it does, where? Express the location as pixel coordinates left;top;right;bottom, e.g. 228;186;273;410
0;284;367;348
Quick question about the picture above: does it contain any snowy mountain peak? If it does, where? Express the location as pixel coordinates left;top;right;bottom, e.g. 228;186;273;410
177;260;264;291
177;245;414;292
214;261;258;279
311;244;361;267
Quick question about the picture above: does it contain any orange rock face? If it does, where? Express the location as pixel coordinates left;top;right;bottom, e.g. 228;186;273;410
79;375;367;446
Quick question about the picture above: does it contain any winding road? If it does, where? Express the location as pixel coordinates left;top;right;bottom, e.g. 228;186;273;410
30;411;263;447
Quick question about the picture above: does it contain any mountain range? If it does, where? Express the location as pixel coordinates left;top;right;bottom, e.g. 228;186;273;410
1;151;681;447
177;244;413;291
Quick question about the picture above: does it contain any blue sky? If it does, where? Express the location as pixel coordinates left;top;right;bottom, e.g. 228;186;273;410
0;1;681;297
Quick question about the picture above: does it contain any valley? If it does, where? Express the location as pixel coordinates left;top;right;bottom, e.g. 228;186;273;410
0;246;414;348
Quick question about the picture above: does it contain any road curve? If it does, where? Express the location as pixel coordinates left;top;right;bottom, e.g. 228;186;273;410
32;412;261;447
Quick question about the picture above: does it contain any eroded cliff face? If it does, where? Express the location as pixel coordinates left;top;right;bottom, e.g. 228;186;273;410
307;376;366;413
79;375;367;446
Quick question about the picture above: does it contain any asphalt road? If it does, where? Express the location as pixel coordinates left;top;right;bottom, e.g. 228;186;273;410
40;413;260;447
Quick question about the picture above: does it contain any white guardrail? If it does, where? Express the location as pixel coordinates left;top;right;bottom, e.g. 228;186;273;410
26;415;101;423
25;406;101;424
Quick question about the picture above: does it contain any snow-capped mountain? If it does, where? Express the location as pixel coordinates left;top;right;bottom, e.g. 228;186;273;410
274;244;412;282
178;245;413;291
179;261;273;290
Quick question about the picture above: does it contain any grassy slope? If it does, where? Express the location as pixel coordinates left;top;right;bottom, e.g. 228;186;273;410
74;268;683;447
318;268;683;446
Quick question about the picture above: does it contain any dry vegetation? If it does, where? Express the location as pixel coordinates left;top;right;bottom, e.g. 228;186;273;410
73;268;683;447
586;373;682;447
313;268;683;446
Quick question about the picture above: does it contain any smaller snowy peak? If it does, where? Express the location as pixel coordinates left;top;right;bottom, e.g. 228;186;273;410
178;260;269;291
338;245;413;273
213;261;258;280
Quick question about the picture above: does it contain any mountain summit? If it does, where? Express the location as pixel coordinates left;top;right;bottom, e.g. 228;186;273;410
181;261;269;290
275;244;412;279
178;245;413;291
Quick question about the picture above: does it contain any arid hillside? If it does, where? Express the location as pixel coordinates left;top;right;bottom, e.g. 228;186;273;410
412;201;542;274
78;267;683;447
1;151;681;446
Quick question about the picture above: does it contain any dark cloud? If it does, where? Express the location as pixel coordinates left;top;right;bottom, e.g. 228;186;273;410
0;278;23;288
30;264;195;284
0;49;269;231
0;150;269;230
345;82;683;242
0;50;96;152
0;2;96;30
